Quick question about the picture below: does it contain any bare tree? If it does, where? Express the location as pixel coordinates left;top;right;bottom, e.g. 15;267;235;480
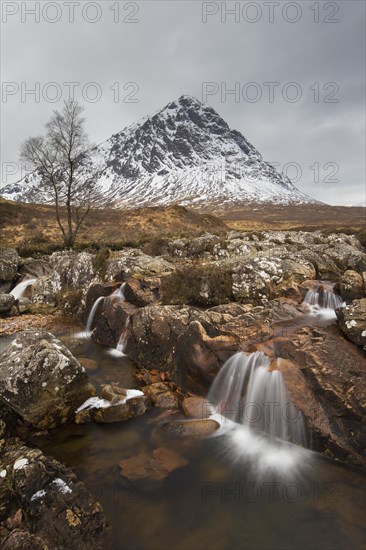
20;99;100;248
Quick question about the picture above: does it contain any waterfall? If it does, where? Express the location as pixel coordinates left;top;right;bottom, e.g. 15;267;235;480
303;285;343;311
111;282;126;300
116;316;130;355
208;351;306;446
79;283;127;339
85;296;105;335
10;278;36;300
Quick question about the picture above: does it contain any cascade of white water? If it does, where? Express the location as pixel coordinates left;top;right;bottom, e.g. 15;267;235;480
116;316;130;355
10;278;37;300
85;296;105;334
82;283;127;338
111;282;126;300
208;351;306;446
303;285;343;310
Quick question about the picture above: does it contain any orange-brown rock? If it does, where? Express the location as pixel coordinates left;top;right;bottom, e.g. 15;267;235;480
275;324;366;467
118;447;188;484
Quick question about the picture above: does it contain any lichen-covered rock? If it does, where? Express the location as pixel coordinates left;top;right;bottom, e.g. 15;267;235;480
142;383;181;409
49;251;97;294
16;298;30;314
336;299;366;348
128;305;193;371
231;257;316;302
337;270;365;302
0;249;19;283
168;234;229;260
0;439;110;548
0;294;15;316
20;257;52;279
106;250;173;281
31;276;57;304
324;241;366;273
0;331;95;429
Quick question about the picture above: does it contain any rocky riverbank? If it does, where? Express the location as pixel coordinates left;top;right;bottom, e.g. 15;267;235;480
1;228;366;543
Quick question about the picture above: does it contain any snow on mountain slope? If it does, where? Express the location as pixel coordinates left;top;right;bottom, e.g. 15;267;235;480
1;95;319;208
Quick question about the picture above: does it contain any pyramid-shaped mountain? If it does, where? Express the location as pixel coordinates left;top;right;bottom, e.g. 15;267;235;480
1;95;318;208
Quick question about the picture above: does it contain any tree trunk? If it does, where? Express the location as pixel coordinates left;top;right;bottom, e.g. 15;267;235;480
63;233;75;249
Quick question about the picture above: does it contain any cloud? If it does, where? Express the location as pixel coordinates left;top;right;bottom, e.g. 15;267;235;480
1;0;365;205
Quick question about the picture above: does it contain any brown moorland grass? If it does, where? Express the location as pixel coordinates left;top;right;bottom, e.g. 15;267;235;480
0;199;227;254
1;198;364;255
215;203;366;233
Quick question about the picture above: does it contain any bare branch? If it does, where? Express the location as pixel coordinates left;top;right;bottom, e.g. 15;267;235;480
20;100;98;248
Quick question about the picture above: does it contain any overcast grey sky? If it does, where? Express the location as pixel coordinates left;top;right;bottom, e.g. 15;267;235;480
1;0;365;205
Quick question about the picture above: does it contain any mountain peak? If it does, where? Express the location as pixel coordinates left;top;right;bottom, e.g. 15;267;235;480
1;96;318;209
168;95;203;109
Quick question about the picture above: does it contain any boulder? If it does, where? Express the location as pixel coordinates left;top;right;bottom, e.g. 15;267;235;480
324;241;366;273
128;300;304;394
182;396;214;419
92;298;138;348
128;305;193;371
123;277;160;307
275;323;366;467
337;270;365;302
49;251;97;295
0;294;15;315
106;250;173;281
231;256;316;302
0;439;110;548
174;320;239;393
19;258;52;279
168;234;230;261
75;388;150;424
0;330;95;429
0;249;19;283
93;396;150;423
16;298;30;314
336;299;366;348
31;276;57;304
142;383;181;409
297;250;341;279
85;282;121;320
101;384;128;403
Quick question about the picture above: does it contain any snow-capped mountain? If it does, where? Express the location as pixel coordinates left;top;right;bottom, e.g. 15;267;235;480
1;95;318;208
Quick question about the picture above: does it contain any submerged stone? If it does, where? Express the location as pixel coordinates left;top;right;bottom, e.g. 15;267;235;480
160;419;220;439
118;447;188;483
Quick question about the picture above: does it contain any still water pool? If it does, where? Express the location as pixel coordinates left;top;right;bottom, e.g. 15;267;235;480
33;332;366;550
